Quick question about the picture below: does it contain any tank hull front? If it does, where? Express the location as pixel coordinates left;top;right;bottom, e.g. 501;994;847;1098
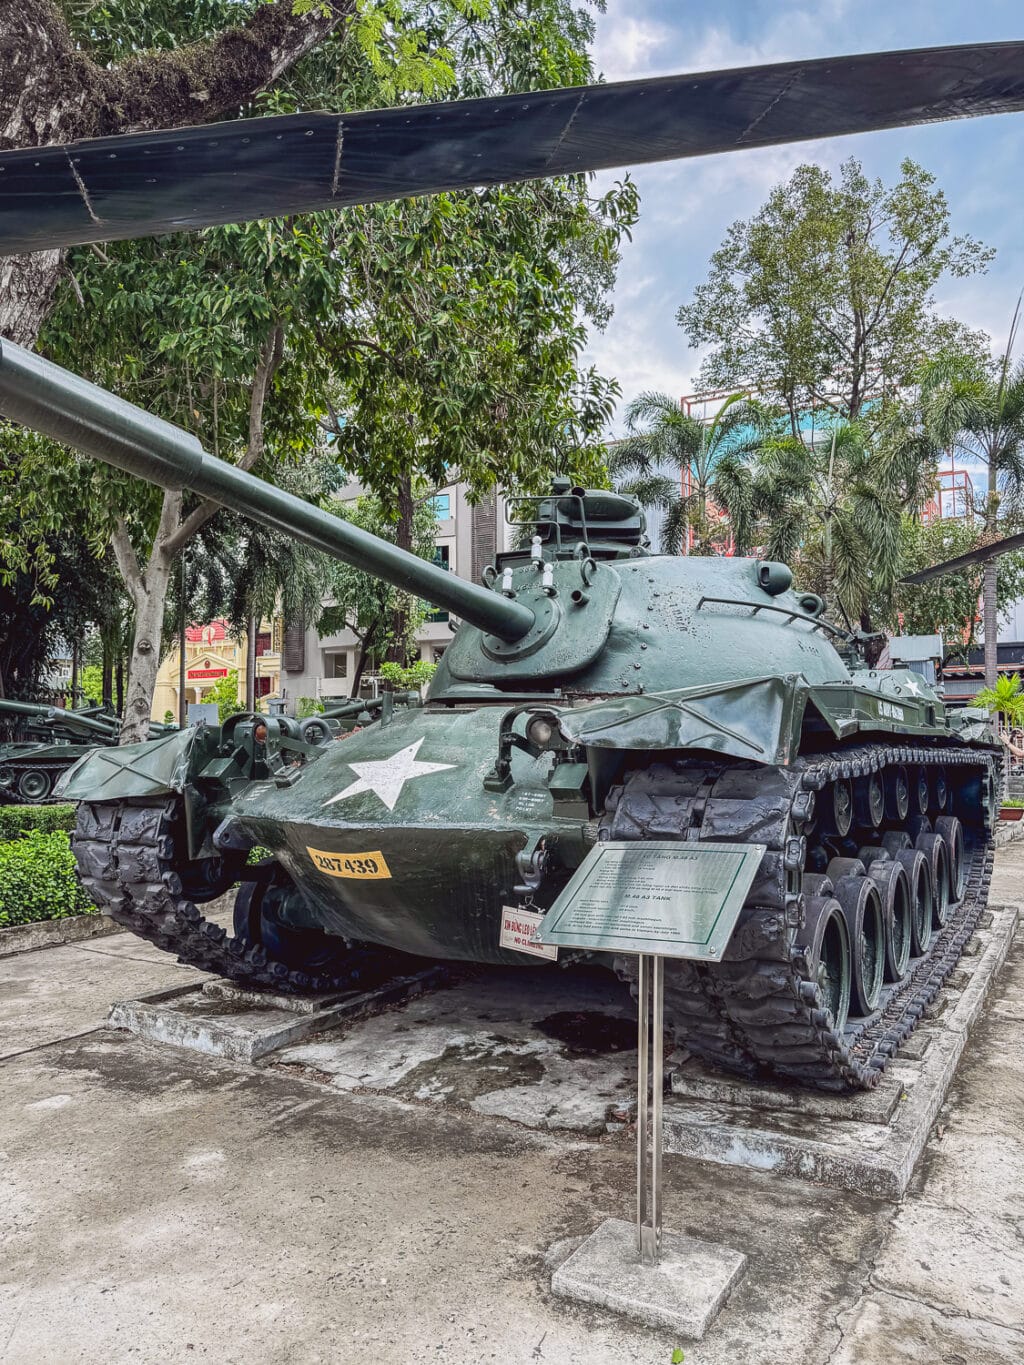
232;706;565;963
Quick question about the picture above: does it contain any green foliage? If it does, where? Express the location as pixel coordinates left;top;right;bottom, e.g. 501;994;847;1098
296;696;325;718
318;495;438;670
671;1351;686;1364
163;709;175;725
679;158;993;425
378;660;437;690
0;831;96;927
204;670;244;722
975;674;1024;724
0;804;78;843
608;391;767;553
888;518;1024;654
77;663;106;706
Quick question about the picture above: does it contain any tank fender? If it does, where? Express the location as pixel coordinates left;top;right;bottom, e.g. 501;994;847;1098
556;673;809;765
54;725;217;803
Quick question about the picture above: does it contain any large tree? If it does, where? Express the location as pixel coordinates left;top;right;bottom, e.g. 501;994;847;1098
607;391;766;554
2;0;636;739
678;158;992;433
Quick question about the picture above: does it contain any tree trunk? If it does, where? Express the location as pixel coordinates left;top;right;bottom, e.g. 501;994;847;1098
350;620;380;699
245;615;257;711
983;557;999;690
101;628;114;709
386;475;416;664
120;560;173;743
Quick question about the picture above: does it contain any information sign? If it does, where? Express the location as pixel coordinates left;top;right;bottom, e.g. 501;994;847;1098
534;840;765;960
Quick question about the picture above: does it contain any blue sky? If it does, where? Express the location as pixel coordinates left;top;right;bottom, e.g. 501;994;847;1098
582;1;1024;434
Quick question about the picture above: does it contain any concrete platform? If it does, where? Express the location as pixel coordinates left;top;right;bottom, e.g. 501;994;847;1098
272;965;639;1135
108;969;446;1063
0;911;123;958
663;904;1019;1199
550;1217;746;1337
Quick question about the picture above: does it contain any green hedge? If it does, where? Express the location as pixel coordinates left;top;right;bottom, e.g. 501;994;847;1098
0;830;97;928
0;803;77;842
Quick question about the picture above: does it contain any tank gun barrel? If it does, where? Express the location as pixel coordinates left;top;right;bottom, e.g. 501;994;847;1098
0;341;536;644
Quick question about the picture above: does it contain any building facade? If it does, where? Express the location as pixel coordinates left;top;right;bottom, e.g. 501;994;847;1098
151;620;281;721
279;480;507;708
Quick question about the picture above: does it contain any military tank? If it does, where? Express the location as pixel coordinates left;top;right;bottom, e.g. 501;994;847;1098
0;697;178;804
0;339;1000;1092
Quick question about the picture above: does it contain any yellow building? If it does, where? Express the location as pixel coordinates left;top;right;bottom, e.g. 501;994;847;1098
151;620;282;721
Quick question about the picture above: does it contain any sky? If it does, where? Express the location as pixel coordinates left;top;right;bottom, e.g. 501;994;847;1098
581;1;1024;435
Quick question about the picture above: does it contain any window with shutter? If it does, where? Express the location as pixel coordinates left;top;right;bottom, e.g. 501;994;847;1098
283;622;305;673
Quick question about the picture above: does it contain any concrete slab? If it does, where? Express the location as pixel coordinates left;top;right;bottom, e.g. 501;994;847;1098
0;934;204;1061
831;1290;1024;1365
273;965;640;1136
108;968;446;1063
550;1217;746;1337
0;912;122;958
662;904;1019;1199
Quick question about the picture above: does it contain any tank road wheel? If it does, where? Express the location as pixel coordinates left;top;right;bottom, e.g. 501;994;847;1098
933;770;950;814
867;861;912;982
796;897;851;1032
233;863;354;978
896;849;934;956
916;832;951;928
16;767;53;803
885;766;910;823
854;773;885;831
934;815;966;902
832;875;885;1015
825;778;854;837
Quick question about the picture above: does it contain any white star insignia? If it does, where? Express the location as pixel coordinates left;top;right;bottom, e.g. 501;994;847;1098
324;737;455;812
904;677;922;697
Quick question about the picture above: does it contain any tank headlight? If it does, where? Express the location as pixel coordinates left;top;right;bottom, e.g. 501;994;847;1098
526;716;555;749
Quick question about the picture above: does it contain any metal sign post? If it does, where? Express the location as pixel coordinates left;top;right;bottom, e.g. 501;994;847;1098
535;839;766;1270
636;952;664;1266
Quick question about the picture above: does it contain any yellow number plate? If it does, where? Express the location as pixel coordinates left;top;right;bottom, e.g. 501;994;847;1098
306;847;392;880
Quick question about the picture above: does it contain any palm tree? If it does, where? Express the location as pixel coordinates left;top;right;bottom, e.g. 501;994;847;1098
715;419;914;627
975;672;1024;729
607;391;766;554
918;310;1024;686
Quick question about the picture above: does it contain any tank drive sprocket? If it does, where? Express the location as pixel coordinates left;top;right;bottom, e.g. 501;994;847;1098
607;741;996;1091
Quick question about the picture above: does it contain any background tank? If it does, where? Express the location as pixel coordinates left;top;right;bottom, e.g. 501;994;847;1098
0;697;176;804
0;340;1001;1091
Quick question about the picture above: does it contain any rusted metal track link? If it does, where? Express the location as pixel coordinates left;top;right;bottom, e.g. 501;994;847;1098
73;799;376;993
605;742;997;1091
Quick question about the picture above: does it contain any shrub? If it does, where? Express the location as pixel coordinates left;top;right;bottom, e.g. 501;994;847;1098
378;660;436;691
0;830;97;927
0;803;77;842
296;696;325;719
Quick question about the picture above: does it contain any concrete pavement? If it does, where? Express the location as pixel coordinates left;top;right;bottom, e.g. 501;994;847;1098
1;843;1022;1364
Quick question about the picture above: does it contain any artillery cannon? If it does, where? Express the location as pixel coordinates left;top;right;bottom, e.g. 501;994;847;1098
0;339;1000;1091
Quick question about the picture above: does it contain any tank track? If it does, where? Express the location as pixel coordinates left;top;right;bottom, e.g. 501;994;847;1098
72;798;367;993
604;741;997;1091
